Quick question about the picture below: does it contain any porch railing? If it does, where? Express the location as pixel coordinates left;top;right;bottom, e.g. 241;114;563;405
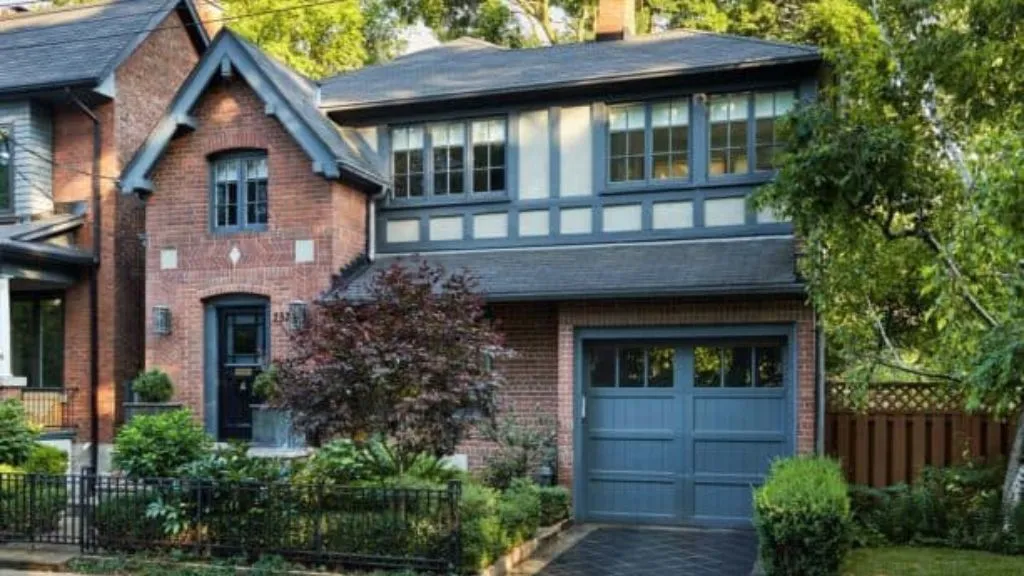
18;388;76;430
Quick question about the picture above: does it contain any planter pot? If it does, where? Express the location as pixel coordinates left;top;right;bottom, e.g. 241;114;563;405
251;405;305;449
123;402;184;422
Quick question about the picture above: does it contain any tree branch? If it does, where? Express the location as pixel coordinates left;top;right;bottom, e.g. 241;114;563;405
865;297;963;383
921;230;1000;328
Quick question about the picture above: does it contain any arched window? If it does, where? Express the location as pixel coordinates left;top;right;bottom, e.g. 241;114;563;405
210;151;268;231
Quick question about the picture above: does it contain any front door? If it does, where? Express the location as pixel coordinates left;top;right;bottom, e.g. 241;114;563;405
218;307;266;441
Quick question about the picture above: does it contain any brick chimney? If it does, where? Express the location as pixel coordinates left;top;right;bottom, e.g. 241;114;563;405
595;0;636;41
193;0;225;38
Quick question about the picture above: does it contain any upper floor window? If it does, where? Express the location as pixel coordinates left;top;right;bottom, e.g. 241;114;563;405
391;117;507;200
608;99;690;184
212;153;268;231
0;126;12;212
709;90;795;177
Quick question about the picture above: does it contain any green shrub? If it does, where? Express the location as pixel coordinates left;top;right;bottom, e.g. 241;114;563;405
23;443;68;475
357;437;460;483
479;406;557;490
92;493;167;550
537;485;571;525
0;399;40;466
293;438;367;486
498;478;541;545
460;482;505;572
754;456;850;576
113;409;213;478
132;369;174;403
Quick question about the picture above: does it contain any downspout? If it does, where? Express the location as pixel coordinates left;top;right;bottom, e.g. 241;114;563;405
68;90;101;475
815;314;826;454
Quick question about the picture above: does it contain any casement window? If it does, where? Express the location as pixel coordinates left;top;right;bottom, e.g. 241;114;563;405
390;117;507;200
709;90;795;177
608;99;690;184
11;295;64;388
212;153;268;231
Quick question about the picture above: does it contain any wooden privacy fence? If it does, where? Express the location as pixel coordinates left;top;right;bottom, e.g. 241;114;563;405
825;382;1017;487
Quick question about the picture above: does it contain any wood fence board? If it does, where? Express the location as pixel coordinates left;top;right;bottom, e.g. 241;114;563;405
891;415;906;484
910;415;927;482
837;414;851;479
986;419;1002;460
930;416;946;468
872;416;888;487
855;417;870;485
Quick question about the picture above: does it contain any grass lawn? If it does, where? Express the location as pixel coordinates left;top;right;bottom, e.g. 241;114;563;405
844;547;1024;575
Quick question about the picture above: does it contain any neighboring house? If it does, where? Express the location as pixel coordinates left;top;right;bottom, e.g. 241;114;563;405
121;0;824;526
0;0;211;471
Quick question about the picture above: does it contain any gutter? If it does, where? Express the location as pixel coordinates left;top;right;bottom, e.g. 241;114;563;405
67;89;102;476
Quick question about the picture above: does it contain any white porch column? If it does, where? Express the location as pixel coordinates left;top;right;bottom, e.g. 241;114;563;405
0;276;25;386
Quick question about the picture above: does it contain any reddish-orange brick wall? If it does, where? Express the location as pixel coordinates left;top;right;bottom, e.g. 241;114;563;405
461;297;817;487
143;76;367;422
52;10;199;443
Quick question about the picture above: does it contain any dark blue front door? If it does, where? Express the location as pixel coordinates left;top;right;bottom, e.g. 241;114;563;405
581;338;791;526
217;307;266;441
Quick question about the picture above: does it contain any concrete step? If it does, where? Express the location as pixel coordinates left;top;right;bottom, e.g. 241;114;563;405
0;545;78;573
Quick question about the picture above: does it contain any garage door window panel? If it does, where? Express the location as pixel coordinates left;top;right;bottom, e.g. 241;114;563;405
587;344;675;388
695;343;784;388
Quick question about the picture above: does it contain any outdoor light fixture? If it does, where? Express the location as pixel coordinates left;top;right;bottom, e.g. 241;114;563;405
288;300;307;331
152;306;172;335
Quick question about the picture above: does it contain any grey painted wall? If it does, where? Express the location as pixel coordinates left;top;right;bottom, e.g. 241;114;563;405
0;100;53;217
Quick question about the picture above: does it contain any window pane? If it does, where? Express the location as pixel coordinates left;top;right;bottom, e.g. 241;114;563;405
473;170;488;193
671;154;689;179
775;91;796;115
588;345;616;387
627;156;644;181
409;175;424;197
652;102;671;128
11;301;36;386
627;130;645;156
489;167;505;191
755;93;775;119
723;347;753;387
215;159;238;182
694;347;721;387
648;347;674;388
710;123;728;150
756;346;784;388
245;157;267;179
652;155;670;180
610;132;628;156
619;347;645;387
40;298;63;388
732;121;748;150
756;145;775;172
730;149;748;174
0;162;10;211
709;150;726;176
609;158;628;182
473;145;489;170
652;127;670;154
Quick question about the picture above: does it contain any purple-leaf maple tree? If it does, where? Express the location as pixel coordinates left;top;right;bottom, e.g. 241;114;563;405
273;260;510;456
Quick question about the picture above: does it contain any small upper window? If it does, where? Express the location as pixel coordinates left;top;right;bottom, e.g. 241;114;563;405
587;344;675;388
709;90;796;177
608;99;691;184
431;122;465;195
392;126;424;199
651;100;689;180
694;344;784;388
213;154;268;231
471;119;506;193
608;104;646;183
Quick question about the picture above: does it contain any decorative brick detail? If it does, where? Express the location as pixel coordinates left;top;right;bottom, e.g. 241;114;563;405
459;297;817;489
52;10;200;443
143;76;367;423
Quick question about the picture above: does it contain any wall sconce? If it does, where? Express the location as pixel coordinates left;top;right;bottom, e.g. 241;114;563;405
153;306;172;335
288;300;307;331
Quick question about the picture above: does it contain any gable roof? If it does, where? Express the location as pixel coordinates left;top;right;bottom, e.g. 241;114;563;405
332;236;803;302
119;29;386;195
319;29;820;111
0;0;208;96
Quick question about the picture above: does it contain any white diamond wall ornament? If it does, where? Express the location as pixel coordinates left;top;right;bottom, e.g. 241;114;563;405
229;246;241;266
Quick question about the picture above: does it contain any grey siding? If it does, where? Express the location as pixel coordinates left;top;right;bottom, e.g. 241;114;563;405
0;100;53;216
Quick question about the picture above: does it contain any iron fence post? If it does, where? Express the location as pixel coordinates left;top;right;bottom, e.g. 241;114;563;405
447;479;462;574
28;473;36;544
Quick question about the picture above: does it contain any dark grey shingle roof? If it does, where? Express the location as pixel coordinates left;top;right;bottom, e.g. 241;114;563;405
334;237;801;301
0;0;202;94
231;33;385;181
0;213;93;266
319;31;820;110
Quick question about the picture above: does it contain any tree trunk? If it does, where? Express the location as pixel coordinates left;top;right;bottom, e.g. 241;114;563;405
1002;409;1024;519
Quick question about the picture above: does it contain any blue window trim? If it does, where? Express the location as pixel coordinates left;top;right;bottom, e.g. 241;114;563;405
605;98;694;191
209;150;269;234
387;116;511;206
706;88;798;180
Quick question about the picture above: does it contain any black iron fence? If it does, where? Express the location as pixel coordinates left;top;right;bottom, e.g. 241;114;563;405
0;473;461;573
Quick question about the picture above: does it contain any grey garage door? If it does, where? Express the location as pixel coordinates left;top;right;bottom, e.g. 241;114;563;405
580;337;793;526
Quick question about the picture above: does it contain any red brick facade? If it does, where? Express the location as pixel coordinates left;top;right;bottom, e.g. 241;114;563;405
462;297;817;487
52;10;200;442
143;76;367;421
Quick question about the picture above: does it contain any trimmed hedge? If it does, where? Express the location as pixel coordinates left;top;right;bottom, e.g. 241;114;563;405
754;457;851;576
537;485;571;526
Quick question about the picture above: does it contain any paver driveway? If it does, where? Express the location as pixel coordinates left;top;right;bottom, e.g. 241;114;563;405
534;527;758;576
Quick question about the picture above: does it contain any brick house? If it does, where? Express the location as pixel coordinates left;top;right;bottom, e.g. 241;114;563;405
122;0;825;526
0;0;212;471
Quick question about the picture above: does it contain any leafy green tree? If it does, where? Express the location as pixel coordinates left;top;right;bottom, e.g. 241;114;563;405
754;0;1024;509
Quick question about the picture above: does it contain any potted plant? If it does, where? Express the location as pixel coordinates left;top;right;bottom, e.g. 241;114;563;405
123;369;183;421
250;365;303;449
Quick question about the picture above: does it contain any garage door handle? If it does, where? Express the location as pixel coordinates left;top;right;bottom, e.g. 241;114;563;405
580;395;586;420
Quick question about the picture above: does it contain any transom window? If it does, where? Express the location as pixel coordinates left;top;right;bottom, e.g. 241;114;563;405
212;154;268;231
694;344;784;388
588;344;675;388
608;99;690;184
390;117;507;200
709;90;795;177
